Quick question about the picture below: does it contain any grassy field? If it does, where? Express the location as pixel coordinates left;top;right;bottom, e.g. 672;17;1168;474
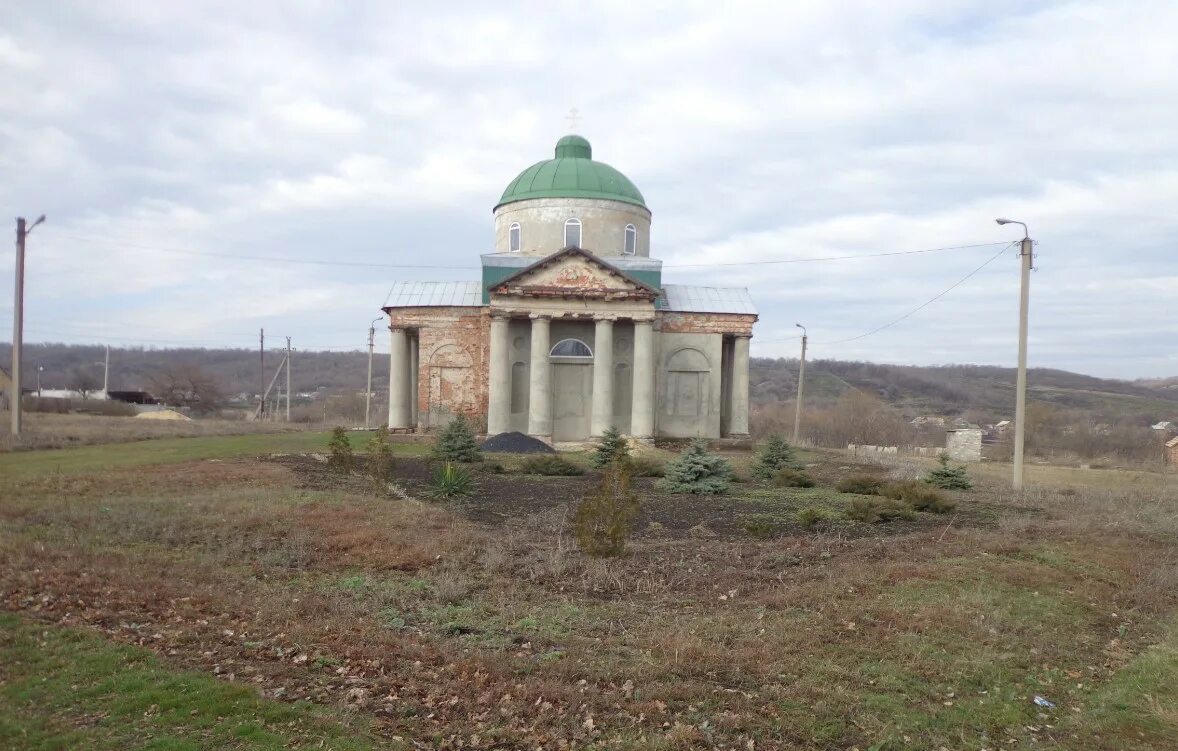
1;431;1176;749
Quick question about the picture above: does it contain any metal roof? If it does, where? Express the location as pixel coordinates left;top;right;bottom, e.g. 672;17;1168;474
383;281;483;309
497;135;647;210
661;284;757;315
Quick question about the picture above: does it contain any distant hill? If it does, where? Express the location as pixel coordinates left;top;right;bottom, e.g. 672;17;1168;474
752;358;1178;424
3;343;1175;424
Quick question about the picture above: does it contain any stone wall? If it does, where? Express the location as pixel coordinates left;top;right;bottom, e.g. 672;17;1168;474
945;428;984;462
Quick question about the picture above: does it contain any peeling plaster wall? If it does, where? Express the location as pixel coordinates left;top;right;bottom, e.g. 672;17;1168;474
493;197;652;257
389;307;490;431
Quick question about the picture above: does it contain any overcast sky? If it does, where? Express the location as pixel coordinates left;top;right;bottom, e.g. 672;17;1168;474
2;0;1175;378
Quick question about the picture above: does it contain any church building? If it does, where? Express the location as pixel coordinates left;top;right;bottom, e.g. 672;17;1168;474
382;135;756;443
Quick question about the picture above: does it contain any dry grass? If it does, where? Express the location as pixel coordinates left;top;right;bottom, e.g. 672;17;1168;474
0;410;314;452
2;440;1177;749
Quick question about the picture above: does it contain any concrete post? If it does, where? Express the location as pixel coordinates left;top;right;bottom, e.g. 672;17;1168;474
527;314;553;441
630;319;655;440
487;313;512;435
408;333;419;429
591;317;614;437
728;334;751;437
388;326;410;429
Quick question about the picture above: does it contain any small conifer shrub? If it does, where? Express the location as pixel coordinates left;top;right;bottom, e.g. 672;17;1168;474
574;460;640;557
590;426;631;468
835;474;884;495
365;427;395;483
772;468;815;488
519;455;584;476
327;427;354;473
922;453;973;490
432;414;483;463
655;439;732;495
751;435;800;482
796;506;839;529
427;462;475;498
882;480;955;512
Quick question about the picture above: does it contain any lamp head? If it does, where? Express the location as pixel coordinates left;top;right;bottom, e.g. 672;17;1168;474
995;218;1013;225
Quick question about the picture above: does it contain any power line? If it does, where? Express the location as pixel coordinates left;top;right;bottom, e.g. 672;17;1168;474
45;228;1009;272
758;241;1016;346
662;241;1010;268
47;230;473;270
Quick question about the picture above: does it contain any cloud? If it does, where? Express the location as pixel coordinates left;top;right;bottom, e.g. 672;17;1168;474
1;0;1175;378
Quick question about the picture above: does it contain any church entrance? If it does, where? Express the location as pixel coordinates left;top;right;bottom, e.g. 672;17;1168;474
552;362;592;441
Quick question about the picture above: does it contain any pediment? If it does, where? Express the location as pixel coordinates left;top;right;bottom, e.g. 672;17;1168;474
489;247;659;301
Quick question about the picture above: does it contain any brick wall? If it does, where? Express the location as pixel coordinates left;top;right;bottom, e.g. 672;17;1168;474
389;307;490;430
658;312;756;335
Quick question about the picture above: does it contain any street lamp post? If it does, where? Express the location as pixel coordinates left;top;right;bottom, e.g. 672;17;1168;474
793;323;807;445
996;218;1033;492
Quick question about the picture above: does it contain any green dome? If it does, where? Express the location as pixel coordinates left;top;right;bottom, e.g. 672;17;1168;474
496;135;647;210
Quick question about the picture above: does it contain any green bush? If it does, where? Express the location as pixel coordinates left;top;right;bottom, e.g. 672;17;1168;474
365;427;395;483
656;439;732;495
882;480;955;512
743;517;778;539
835;474;884;495
590;427;631;468
845;497;879;523
796;506;839;529
923;453;973;490
574;461;640;557
772;468;815;488
432;415;483;463
846;497;916;523
519;455;584;476
628;457;665;477
427;462;475;498
327;427;354;473
751;435;800;482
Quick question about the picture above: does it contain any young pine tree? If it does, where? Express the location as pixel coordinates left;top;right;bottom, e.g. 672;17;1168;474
574;459;640;557
590;426;631;468
922;453;972;490
750;435;800;482
431;414;483;463
656;439;732;495
366;426;395;484
327;426;354;473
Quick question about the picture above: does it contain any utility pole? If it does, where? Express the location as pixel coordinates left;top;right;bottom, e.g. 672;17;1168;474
285;336;291;422
792;323;807;444
997;218;1033;491
365;318;380;430
102;345;110;398
258;328;265;419
10;215;45;436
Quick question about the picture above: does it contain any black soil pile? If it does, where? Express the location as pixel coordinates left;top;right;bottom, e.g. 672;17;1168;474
481;431;555;454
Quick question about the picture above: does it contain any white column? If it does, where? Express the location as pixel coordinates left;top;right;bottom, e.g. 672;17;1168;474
527;314;552;441
487;313;512;435
630;318;655;440
388;326;410;429
408;334;419;429
728;333;751;437
591;316;614;437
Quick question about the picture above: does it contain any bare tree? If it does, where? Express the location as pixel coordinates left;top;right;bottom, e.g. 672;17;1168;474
148;365;225;415
68;367;100;400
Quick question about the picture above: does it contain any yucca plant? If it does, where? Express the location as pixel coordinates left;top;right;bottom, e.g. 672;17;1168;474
427;462;475;498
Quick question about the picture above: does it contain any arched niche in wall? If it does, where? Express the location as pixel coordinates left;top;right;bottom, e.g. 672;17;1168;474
665;347;711;417
427;343;474;427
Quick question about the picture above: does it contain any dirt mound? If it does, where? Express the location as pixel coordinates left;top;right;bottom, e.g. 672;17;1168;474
481;432;555;454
